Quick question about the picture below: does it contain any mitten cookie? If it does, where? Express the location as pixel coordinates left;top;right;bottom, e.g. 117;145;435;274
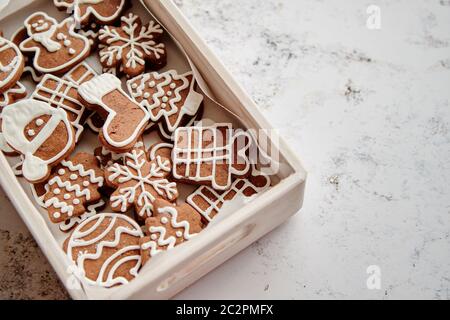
43;152;105;223
54;0;127;26
187;166;271;223
20;12;91;75
105;142;178;221
1;99;75;183
140;199;203;265
99;13;166;78
63;213;143;287
78;73;150;152
32;74;87;141
172;124;251;190
0;35;25;93
127;70;204;138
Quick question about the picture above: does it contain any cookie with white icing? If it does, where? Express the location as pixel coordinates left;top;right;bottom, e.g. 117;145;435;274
59;199;105;232
43;152;104;223
99;13;166;78
0;35;25;93
63;213;143;288
78;73;150;153
127;70;204;139
20;12;91;75
1;99;75;183
140;199;203;266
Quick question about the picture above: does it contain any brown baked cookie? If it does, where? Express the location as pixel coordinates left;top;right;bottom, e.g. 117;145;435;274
78;73;150;153
58;199;105;233
99;13;166;78
54;0;127;27
1;99;75;183
140;199;203;266
0;35;25;93
20;12;91;75
172;124;252;191
186;166;271;223
105;142;178;222
32;74;87;141
63;213;143;287
63;61;97;85
148;141;173;164
43;152;105;223
127;70;204;140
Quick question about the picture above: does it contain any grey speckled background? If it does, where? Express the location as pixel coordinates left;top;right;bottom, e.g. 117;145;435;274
1;0;450;299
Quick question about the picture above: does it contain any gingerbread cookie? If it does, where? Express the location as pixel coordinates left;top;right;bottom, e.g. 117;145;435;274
59;199;105;232
20;12;91;75
187;166;271;223
64;61;97;85
54;0;127;27
78;73;150;152
148;141;173;164
127;70;204;138
0;35;24;93
140;199;203;265
10;27;43;83
32;74;87;141
99;13;166;78
1;99;75;183
105;142;178;221
172;124;251;190
64;213;143;287
0;82;27;109
43;152;105;223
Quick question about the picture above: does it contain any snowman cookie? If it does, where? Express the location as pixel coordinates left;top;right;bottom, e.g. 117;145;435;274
20;12;91;75
1;99;75;183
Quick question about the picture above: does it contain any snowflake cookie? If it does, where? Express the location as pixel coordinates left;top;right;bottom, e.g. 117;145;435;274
44;152;105;223
140;199;203;266
127;70;204;138
99;13;167;78
105;142;178;221
63;213;143;288
0;35;25;93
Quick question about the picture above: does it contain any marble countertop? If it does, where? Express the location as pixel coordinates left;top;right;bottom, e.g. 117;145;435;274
1;0;449;299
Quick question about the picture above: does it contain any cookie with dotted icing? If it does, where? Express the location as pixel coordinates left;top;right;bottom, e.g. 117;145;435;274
172;123;252;191
20;12;91;75
140;199;203;266
98;13;167;78
1;99;76;183
43;152;104;223
63;213;143;288
0;34;25;93
127;70;204;139
105;142;178;222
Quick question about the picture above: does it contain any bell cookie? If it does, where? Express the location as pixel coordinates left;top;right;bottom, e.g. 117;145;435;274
140;199;203;266
78;73;150;153
20;12;91;75
63;213;143;287
0;35;25;93
54;0;127;27
99;13;166;78
187;166;271;223
59;199;105;232
127;70;204;138
1;99;75;183
32;74;87;141
105;142;178;221
43;152;105;223
172;123;252;191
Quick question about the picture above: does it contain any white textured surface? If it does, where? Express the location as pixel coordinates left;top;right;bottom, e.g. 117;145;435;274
1;0;449;300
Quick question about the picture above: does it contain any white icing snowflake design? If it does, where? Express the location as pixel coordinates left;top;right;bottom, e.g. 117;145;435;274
99;13;166;76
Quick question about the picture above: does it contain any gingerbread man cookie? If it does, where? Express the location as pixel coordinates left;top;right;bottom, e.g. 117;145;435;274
63;213;143;288
127;70;204;138
78;73;150;153
105;142;178;221
99;13;167;78
54;0;127;27
20;12;91;75
43;152;105;223
140;199;203;266
0;35;25;93
1;99;75;183
172;124;252;190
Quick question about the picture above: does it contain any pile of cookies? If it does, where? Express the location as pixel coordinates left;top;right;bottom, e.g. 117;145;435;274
0;1;271;289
